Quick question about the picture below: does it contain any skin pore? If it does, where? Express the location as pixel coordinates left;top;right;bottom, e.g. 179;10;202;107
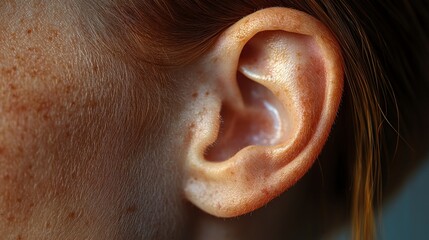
1;1;428;240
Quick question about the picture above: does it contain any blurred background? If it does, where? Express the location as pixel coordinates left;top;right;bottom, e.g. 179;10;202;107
333;154;429;240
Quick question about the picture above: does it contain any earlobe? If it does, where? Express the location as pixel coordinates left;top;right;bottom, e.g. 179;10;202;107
182;7;343;217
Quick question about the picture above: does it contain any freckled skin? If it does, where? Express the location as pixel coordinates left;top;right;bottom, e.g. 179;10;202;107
0;8;121;239
0;2;186;239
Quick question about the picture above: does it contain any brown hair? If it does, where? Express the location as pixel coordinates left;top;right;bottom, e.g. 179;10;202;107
79;0;429;239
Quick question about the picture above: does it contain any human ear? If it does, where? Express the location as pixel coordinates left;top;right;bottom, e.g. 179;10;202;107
181;7;343;217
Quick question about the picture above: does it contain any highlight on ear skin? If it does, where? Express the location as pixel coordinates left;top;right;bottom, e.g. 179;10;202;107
204;72;288;162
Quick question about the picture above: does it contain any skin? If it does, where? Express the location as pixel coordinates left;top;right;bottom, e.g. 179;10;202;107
0;1;348;239
1;1;426;240
0;2;188;239
0;2;345;239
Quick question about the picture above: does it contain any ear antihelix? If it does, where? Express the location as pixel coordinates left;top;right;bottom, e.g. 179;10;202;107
239;29;327;142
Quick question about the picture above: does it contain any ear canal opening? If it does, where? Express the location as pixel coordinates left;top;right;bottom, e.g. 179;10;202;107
204;73;288;162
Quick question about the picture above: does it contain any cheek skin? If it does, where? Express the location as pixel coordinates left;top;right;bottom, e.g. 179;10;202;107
0;22;116;239
0;6;173;238
0;3;188;239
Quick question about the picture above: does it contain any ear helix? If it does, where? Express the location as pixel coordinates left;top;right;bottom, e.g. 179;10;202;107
183;8;343;218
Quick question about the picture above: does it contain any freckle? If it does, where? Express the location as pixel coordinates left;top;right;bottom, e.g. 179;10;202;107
0;146;5;155
46;222;51;228
17;198;22;203
42;113;50;121
261;188;270;196
205;91;210;96
2;67;12;75
36;100;52;113
3;174;10;181
7;215;15;222
16;234;23;240
29;70;38;78
16;105;28;112
27;29;32;34
192;92;198;99
68;212;76;220
85;100;98;109
126;205;137;214
50;29;59;38
190;123;196;129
